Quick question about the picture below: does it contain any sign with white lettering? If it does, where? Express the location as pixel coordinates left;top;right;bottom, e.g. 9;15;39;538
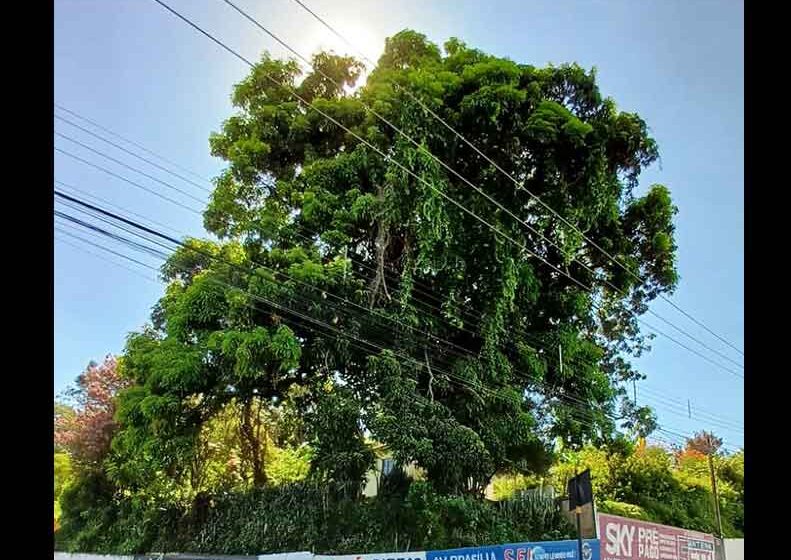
427;545;500;560
424;539;599;560
501;539;598;560
598;513;715;560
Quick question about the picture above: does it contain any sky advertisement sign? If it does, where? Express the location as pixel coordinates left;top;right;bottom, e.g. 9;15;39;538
598;513;715;560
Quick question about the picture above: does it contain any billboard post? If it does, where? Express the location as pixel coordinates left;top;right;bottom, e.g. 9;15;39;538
568;469;593;559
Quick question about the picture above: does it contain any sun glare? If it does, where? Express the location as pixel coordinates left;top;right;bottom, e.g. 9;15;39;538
301;18;384;91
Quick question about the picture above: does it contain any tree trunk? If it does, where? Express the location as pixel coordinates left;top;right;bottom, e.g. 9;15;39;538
240;401;267;487
369;186;392;307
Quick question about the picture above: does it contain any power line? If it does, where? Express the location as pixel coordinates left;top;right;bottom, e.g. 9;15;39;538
55;224;161;272
55;179;185;237
55;114;213;194
641;386;744;427
55;213;687;450
52;108;746;408
55;102;210;183
151;0;743;382
54;146;203;215
639;396;744;436
638;389;744;432
56;209;173;261
286;0;745;359
51;114;618;379
54;173;718;444
56;204;510;404
643;389;744;429
55;191;484;367
636;318;742;379
56;187;592;406
55;193;618;427
55;130;207;205
55;190;740;451
55;232;160;283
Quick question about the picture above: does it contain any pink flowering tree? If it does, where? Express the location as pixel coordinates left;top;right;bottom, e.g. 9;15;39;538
54;355;130;467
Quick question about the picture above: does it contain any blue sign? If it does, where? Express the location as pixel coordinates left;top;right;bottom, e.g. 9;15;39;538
427;545;500;560
427;539;599;560
502;539;599;560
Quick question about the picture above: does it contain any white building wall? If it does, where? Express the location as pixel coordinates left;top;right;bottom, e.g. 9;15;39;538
724;538;744;560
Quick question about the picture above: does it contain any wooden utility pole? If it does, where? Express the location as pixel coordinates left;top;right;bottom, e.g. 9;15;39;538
688;431;725;539
708;453;724;538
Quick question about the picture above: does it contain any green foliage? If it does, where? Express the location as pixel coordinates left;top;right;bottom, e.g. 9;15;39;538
192;27;679;496
378;466;413;499
58;27;698;553
54;452;73;526
307;386;375;494
54;452;73;502
490;473;541;501
597;500;650;521
55;481;573;554
551;442;744;538
56;470;118;552
267;445;312;486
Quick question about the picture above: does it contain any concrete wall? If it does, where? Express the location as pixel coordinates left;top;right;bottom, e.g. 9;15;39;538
724;538;744;560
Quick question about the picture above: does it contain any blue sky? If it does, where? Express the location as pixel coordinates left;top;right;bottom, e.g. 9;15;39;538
54;0;744;449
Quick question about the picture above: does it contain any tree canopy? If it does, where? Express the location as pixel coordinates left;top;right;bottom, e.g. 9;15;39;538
111;29;677;497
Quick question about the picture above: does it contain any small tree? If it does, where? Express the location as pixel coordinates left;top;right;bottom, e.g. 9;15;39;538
54;355;129;468
686;431;723;456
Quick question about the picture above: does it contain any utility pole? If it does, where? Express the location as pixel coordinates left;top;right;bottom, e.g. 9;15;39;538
690;431;725;539
573;467;583;560
560;345;585;557
708;453;724;538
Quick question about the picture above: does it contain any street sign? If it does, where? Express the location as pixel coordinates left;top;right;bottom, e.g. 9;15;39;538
568;469;593;509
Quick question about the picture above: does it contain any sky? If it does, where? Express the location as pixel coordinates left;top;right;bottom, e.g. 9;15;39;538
54;0;744;449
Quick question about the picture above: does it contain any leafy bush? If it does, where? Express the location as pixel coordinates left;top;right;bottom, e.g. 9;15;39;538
490;473;536;501
597;500;650;521
56;480;574;554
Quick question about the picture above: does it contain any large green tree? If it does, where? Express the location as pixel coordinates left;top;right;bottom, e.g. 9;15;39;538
114;30;677;495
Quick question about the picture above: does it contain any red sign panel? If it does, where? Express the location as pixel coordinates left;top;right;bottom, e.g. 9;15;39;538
598;513;715;560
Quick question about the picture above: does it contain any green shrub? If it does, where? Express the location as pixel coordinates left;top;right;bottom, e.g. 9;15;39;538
56;480;574;554
597;500;650;521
